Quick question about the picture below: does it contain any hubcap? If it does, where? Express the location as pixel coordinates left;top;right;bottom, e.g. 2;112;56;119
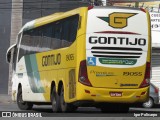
144;98;152;108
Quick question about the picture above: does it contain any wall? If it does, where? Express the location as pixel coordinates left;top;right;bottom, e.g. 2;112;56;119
0;0;11;94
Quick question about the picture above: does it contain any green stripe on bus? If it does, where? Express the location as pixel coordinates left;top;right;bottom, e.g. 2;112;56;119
25;55;45;93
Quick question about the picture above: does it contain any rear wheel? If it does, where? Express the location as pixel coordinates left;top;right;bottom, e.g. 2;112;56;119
17;88;33;110
142;97;154;108
60;85;77;112
51;86;61;112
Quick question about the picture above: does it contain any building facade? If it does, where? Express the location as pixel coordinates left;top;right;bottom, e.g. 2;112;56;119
0;0;11;94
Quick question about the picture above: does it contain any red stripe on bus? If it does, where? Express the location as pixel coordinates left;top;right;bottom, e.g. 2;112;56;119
94;31;141;35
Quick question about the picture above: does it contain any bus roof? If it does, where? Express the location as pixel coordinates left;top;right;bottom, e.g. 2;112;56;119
19;12;64;33
19;7;85;33
19;6;146;34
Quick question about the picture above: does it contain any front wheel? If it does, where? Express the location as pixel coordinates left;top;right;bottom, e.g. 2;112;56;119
17;88;33;110
60;86;77;112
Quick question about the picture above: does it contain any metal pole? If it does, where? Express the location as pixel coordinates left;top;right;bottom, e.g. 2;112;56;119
135;2;139;7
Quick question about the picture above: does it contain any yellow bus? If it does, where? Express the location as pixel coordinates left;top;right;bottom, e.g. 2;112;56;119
6;6;151;113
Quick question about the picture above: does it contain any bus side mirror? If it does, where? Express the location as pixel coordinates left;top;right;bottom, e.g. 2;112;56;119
6;44;17;64
6;50;11;63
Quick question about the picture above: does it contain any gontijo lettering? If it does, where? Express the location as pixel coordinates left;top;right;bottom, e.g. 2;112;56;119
42;53;61;67
89;36;146;46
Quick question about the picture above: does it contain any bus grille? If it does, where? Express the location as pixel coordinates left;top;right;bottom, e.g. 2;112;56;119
91;47;142;59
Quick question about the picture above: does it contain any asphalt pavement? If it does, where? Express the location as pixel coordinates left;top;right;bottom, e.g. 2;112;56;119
0;94;160;119
0;94;12;104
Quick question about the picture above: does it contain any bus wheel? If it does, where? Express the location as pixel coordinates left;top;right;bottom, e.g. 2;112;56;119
17;88;33;110
51;86;61;112
60;86;77;112
142;97;154;108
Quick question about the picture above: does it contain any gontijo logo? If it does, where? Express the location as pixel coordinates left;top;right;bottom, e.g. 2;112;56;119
98;12;137;28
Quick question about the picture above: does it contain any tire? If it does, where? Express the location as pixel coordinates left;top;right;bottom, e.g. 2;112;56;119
100;104;129;113
142;97;154;108
60;85;77;112
17;88;33;110
51;86;61;112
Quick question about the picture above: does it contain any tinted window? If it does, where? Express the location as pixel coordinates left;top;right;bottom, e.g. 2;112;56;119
41;25;52;51
52;21;62;49
18;14;79;60
69;15;79;42
18;31;30;60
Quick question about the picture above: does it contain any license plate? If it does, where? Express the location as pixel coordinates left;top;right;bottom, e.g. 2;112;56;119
110;92;122;97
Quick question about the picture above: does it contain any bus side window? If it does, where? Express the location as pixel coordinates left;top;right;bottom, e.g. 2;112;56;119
33;28;40;53
61;14;79;48
18;32;28;61
37;28;43;52
26;28;41;54
50;23;56;49
54;21;62;49
24;32;29;54
61;19;70;48
13;34;21;65
18;30;33;61
69;15;79;43
41;25;52;51
29;30;35;54
47;25;52;50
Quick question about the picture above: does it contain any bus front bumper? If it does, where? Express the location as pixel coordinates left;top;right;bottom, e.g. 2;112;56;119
76;83;149;103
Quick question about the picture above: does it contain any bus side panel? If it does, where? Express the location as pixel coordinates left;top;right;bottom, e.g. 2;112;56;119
36;41;77;102
35;8;88;103
16;56;46;102
15;7;88;103
11;74;19;101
